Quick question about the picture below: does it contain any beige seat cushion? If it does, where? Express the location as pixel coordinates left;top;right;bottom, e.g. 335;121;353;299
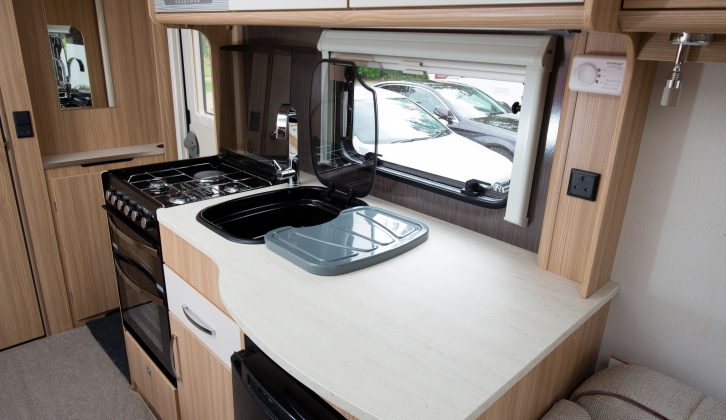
541;400;592;420
690;397;726;419
572;365;704;420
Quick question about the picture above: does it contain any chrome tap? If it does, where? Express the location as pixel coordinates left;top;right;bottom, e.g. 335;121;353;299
52;57;69;92
271;104;299;187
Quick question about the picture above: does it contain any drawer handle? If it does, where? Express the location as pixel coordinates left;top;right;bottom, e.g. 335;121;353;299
182;304;216;336
171;334;181;382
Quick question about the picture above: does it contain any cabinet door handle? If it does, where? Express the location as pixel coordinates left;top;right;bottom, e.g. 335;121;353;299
171;334;182;382
182;304;216;336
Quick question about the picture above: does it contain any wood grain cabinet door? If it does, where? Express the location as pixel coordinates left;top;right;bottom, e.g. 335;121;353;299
170;314;234;420
48;171;118;323
0;130;44;350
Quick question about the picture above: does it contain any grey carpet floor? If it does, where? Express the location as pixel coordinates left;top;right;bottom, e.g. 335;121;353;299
0;326;155;420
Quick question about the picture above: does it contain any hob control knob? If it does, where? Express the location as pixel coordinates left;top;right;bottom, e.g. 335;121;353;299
116;199;125;211
130;209;141;222
105;190;113;201
109;194;118;206
140;217;152;229
123;204;132;217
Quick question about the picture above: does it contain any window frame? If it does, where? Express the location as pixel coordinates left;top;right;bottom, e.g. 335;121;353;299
318;30;555;225
191;31;214;118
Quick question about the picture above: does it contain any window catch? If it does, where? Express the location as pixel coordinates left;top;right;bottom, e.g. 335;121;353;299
461;179;492;196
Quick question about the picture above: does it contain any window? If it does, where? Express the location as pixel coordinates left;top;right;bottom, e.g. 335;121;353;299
318;30;556;226
198;32;214;115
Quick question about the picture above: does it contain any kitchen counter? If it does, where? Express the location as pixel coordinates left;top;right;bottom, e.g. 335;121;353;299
157;174;618;419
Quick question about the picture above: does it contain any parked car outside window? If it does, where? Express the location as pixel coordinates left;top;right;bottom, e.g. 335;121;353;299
352;87;512;188
375;81;520;160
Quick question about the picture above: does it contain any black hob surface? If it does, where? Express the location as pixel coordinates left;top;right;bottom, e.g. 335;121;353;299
115;158;273;208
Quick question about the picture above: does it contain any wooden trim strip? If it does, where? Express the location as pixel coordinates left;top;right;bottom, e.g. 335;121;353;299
153;5;585;30
619;10;726;33
623;0;726;10
637;33;726;64
537;31;588;270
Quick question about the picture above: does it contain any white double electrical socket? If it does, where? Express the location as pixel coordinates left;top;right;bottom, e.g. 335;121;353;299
568;55;627;96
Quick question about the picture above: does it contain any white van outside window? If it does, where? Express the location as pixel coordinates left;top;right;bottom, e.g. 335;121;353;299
317;31;555;227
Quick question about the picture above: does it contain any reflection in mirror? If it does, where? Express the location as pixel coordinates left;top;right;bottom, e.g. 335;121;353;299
45;0;114;110
48;26;92;108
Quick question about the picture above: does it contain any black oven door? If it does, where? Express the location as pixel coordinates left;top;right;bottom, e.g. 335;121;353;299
106;209;175;383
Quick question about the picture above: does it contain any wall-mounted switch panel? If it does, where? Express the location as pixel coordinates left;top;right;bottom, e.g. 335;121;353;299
12;111;34;138
568;55;627;96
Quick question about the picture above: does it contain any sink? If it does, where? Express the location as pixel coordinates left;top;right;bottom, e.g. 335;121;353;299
197;186;367;244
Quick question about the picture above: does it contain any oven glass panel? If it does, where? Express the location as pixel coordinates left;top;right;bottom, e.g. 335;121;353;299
115;256;175;379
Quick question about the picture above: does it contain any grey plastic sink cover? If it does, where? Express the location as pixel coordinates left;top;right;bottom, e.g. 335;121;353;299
264;206;428;276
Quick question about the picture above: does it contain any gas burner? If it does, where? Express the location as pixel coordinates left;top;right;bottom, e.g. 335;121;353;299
168;195;189;205
194;170;227;184
223;183;245;194
147;179;169;193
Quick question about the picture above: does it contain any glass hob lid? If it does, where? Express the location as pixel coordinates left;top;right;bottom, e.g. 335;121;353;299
309;59;379;199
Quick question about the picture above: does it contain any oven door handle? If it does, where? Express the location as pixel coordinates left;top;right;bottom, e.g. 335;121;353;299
182;305;216;336
106;208;160;258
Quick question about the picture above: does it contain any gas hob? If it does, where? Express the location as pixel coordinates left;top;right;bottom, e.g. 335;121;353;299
102;155;275;239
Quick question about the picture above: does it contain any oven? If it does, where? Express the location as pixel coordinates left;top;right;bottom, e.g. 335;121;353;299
105;207;175;383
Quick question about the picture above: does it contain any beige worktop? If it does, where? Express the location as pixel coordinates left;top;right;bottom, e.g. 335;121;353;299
157;175;618;419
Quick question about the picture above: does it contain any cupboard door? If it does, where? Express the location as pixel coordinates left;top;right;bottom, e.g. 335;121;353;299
170;314;234;420
48;171;118;323
125;330;180;420
349;0;582;7
0;135;44;349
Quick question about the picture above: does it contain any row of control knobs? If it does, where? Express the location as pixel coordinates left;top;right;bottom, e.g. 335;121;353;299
105;190;153;229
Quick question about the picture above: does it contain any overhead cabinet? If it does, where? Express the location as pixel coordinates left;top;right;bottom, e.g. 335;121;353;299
155;0;579;12
349;0;582;7
154;0;346;12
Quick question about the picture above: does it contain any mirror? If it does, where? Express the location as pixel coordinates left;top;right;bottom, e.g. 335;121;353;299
48;26;91;108
45;0;115;109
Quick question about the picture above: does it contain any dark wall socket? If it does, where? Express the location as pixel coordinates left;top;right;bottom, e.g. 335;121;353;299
567;169;600;201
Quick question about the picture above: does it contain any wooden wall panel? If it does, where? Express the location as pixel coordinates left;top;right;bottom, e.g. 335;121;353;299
537;32;657;297
44;0;109;107
0;114;45;349
0;0;74;334
13;0;177;159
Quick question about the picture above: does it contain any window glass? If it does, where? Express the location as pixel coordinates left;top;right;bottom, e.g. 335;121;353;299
199;33;214;115
354;67;523;189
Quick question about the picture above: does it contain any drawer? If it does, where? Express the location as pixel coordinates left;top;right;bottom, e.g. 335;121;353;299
124;330;179;420
165;265;241;368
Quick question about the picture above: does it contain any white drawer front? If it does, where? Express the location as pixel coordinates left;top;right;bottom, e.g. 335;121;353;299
165;265;240;368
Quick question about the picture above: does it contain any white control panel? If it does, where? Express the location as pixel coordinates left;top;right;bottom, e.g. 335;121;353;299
568;55;627;96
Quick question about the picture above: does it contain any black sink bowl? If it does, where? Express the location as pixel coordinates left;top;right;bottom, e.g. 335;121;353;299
197;187;367;244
